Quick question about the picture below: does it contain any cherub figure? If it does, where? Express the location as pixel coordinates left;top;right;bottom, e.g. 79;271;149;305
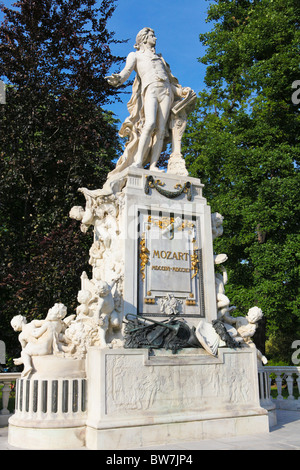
211;212;224;240
93;279;120;347
69;205;94;233
76;289;92;318
222;306;268;364
214;256;236;318
11;303;72;377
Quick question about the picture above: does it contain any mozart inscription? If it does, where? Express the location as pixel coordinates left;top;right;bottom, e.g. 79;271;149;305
138;210;205;318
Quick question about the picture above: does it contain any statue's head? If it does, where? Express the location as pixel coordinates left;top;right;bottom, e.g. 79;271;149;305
11;315;27;331
211;212;224;228
47;303;67;320
97;280;110;297
134;27;156;51
246;306;263;324
69;205;84;221
77;289;91;305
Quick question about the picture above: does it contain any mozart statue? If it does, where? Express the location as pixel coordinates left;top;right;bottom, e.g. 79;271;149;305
103;27;197;194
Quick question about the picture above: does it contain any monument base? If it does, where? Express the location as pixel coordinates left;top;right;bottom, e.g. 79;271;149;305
85;346;269;450
7;346;270;449
8;424;86;450
86;413;268;450
8;356;87;450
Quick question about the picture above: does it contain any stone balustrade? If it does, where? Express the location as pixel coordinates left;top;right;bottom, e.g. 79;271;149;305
262;366;300;411
0;373;21;426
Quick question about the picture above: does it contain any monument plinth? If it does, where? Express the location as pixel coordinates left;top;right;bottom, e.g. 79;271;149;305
85;347;268;450
8;26;271;450
121;167;216;326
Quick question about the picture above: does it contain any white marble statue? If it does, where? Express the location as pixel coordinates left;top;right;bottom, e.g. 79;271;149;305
76;289;93;318
211;212;224;240
11;303;73;377
103;27;196;194
222;306;268;364
211;215;236;318
210;212;267;363
91;273;121;347
214;257;236;319
222;306;262;342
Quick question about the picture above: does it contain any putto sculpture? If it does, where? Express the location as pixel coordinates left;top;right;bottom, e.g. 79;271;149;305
11;303;73;377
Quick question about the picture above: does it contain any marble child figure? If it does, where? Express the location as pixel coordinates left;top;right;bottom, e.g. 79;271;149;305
76;289;92;318
223;306;268;364
11;303;71;377
92;274;120;348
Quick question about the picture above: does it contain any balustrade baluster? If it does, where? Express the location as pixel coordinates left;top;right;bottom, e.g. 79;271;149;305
296;374;300;401
0;374;21;425
268;374;272;397
0;382;11;415
286;374;295;400
275;375;283;400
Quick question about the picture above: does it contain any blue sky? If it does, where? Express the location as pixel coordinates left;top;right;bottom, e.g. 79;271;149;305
0;0;212;123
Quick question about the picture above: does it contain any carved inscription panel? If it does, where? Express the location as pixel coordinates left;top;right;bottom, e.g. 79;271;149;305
138;209;205;318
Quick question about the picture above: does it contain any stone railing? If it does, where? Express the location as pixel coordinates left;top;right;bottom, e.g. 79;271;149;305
0;373;21;426
260;366;300;411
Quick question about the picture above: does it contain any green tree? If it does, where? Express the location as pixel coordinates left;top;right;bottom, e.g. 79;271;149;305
0;0;124;361
183;0;300;363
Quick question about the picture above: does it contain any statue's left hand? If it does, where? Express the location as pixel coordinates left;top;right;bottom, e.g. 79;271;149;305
182;87;192;97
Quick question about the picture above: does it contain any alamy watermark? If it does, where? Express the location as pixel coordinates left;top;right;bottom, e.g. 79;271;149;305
0;79;6;104
0;340;6;364
291;340;300;365
292;80;300;105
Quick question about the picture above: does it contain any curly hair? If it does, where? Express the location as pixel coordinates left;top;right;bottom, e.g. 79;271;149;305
134;27;155;50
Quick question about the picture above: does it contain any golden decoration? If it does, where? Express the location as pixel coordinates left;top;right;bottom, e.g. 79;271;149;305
139;235;150;282
146;177;165;188
190;248;199;280
147;215;194;232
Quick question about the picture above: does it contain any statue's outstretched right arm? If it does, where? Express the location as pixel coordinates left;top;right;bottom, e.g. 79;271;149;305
105;52;136;87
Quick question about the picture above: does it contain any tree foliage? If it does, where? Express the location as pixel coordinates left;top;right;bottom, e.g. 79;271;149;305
183;0;300;363
0;0;124;360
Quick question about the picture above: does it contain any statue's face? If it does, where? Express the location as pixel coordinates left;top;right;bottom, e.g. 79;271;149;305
11;315;25;331
98;281;109;296
146;30;157;47
77;290;91;304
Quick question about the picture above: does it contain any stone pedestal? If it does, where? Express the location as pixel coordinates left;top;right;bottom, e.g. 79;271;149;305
120;167;217;327
85;347;269;450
